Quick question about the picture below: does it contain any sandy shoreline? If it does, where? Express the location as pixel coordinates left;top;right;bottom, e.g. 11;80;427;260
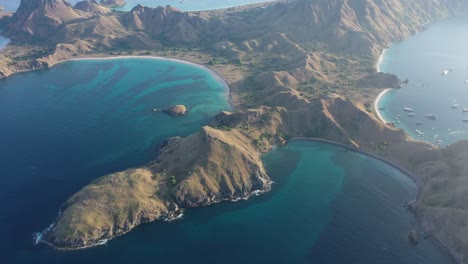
373;88;391;123
54;55;235;111
288;137;423;199
373;48;391;124
0;54;235;110
375;48;387;73
371;48;459;262
289;137;459;263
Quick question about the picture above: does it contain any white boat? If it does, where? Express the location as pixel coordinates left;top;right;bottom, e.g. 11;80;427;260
463;108;468;112
408;113;416;117
452;104;459;109
425;114;437;120
415;129;424;136
442;70;449;75
403;107;414;112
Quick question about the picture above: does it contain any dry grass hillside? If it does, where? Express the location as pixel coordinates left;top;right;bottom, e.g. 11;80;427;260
2;0;468;260
45;126;271;248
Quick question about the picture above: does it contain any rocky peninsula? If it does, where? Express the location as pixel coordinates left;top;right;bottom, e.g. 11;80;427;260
1;0;468;262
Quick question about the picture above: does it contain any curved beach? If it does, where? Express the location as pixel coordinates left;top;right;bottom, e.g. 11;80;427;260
373;48;392;124
56;56;235;111
373;88;391;123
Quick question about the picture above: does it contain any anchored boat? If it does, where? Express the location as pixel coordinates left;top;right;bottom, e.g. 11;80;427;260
403;107;414;112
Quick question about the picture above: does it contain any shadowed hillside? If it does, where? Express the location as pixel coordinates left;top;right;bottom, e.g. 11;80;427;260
2;0;468;262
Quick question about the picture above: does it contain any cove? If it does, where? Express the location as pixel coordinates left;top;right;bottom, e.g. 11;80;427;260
376;15;468;146
0;57;230;263
5;137;455;263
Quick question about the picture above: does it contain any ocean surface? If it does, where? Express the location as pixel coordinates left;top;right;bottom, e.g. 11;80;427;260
2;138;454;263
377;15;468;145
1;0;274;12
0;58;230;263
0;35;9;50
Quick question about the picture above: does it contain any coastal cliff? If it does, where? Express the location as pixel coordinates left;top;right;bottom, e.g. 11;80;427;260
43;93;434;249
44;126;271;248
2;0;468;261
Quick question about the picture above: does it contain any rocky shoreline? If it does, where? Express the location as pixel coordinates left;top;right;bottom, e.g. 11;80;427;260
37;182;273;250
1;0;467;261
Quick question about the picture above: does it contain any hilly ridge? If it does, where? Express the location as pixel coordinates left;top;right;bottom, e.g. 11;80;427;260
2;0;468;262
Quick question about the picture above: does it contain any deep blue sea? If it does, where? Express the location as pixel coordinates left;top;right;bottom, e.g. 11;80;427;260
378;15;468;145
0;58;230;263
1;0;273;12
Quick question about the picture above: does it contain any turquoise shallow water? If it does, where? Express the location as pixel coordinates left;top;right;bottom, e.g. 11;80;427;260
0;57;230;263
3;0;273;12
377;15;468;145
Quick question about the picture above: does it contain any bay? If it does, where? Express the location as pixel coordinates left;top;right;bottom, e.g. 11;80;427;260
0;57;230;263
377;15;468;145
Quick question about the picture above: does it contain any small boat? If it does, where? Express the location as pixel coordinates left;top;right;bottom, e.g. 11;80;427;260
425;114;437;120
403;107;414;112
463;108;468;112
464;79;468;84
416;122;423;125
452;104;459;109
463;119;468;122
442;70;449;75
378;107;385;110
408;113;416;117
415;129;424;136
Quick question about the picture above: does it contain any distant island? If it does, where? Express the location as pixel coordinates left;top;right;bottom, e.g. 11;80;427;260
1;0;468;262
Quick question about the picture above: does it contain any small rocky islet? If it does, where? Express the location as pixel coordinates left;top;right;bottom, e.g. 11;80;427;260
154;104;188;117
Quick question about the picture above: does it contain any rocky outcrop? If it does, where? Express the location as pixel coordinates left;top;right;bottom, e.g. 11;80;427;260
100;0;127;7
74;0;111;15
257;0;467;56
122;5;211;43
5;0;89;41
355;72;402;88
43;126;271;248
163;105;187;117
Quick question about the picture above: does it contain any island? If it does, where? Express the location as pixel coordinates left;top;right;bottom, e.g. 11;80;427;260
163;105;187;116
1;0;468;262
